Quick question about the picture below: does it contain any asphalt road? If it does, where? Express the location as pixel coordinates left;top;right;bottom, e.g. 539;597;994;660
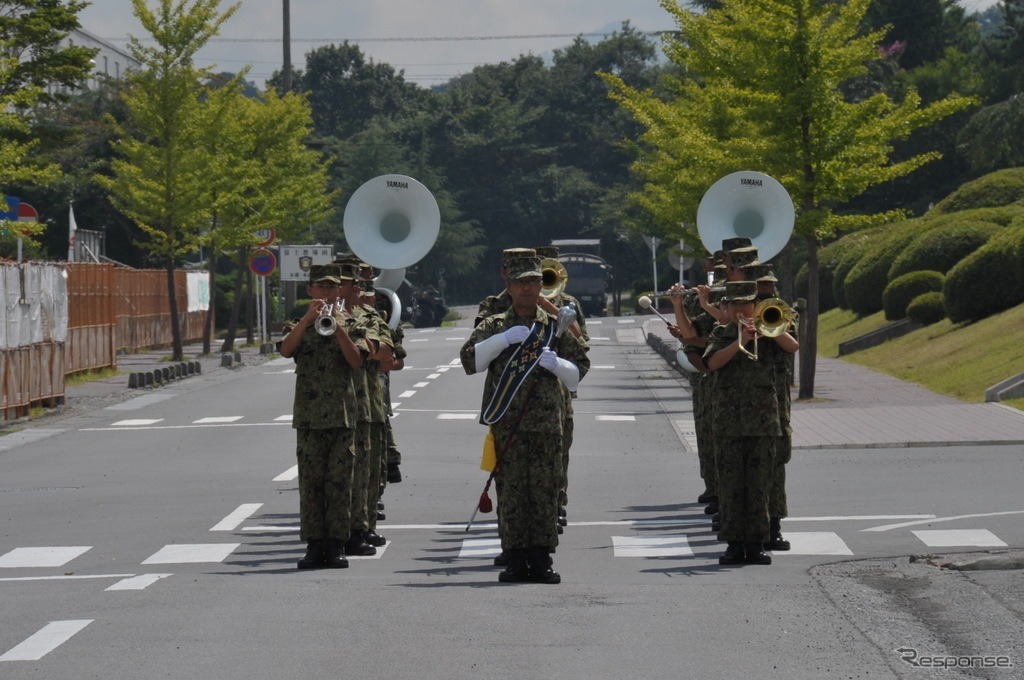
1;313;1022;679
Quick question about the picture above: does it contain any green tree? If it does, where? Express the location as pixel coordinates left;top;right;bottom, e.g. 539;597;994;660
98;0;238;361
215;89;335;352
0;0;97;105
603;0;974;398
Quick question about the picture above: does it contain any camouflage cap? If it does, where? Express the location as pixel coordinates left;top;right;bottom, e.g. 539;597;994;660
721;237;753;252
728;246;760;268
534;245;559;259
333;251;363;267
743;263;778;283
708;285;727;305
502;248;536;269
712;250;725;267
336;263;358;281
506;252;543;280
712;264;728;285
309;264;342;284
724;280;758;302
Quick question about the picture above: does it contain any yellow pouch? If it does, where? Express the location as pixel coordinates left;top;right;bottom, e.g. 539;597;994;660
480;428;496;472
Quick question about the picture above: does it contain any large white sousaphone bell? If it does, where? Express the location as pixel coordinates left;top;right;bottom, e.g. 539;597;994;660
343;174;441;270
696;171;795;261
343;174;441;329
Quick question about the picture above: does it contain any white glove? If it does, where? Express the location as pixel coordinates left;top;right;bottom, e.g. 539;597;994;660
502;325;530;345
473;325;531;373
538;348;580;391
538;348;559;371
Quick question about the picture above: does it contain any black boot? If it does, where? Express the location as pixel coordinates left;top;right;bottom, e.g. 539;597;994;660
527;547;561;584
322;539;349;569
498;549;530;583
744;542;772;565
493;549;509;567
377;499;386;521
697;490;717;505
297;539;324;569
364;530;386;547
704;502;719;515
557;506;568;527
344;534;377;556
387;462;402;483
711;512;722;533
718;542;745;565
765;518;791;551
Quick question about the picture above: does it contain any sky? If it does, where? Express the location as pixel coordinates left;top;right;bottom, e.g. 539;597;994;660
78;0;1004;90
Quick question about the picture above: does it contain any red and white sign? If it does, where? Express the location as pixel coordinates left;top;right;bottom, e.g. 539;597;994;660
255;228;276;247
17;203;38;223
249;247;277;276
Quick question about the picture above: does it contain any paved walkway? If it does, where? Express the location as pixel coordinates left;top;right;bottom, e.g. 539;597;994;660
643;319;1024;449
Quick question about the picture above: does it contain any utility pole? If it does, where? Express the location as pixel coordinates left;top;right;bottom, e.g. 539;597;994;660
282;0;292;92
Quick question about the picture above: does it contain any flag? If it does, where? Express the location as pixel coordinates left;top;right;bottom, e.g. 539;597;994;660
68;203;78;262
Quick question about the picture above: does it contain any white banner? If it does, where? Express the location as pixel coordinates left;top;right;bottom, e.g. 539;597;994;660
0;263;69;349
278;245;334;282
186;271;210;312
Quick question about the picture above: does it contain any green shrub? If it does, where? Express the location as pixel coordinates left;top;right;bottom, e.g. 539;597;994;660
906;291;946;326
795;239;846;312
944;219;1024;323
930;167;1024;214
883;270;945;320
888;220;1000;280
829;230;880;309
844;219;928;316
923;204;1024;227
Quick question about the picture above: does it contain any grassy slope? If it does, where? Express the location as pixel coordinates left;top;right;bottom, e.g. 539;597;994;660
816;304;1024;407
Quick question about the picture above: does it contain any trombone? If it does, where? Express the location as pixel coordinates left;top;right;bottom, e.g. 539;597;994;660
736;297;797;361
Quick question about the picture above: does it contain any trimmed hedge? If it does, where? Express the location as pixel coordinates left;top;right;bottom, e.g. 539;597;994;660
930;167;1024;214
944;218;1024;323
923;204;1024;227
882;270;945;320
843;219;928;316
795;239;847;312
906;291;946;326
888;220;1000;280
829;230;881;310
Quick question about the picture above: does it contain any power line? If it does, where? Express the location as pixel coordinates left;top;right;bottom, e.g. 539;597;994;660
107;30;676;45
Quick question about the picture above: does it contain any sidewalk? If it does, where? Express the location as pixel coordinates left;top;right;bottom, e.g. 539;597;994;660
643;319;1024;449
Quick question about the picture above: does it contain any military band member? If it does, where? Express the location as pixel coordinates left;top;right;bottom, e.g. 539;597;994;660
744;262;794;551
279;264;368;569
703;280;798;566
461;250;590;584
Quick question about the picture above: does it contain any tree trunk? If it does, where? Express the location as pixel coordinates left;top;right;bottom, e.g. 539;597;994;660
798;233;818;400
166;255;184;361
778;237;794;301
221;246;247;353
245;263;255;345
203;233;216;356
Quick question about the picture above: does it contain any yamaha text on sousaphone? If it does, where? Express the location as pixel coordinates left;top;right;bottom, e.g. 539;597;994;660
343;174;441;328
695;170;794;262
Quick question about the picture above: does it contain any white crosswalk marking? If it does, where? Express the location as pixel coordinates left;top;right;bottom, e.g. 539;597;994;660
782;532;853;555
105;573;172;591
274;465;298;482
459;538;501;559
274;415;292;422
0;620;93;661
210;503;263;531
0;546;90;568
596;415;636;422
613;535;693;557
437;413;478;420
912;529;1007;547
193;416;243;424
110;418;162;427
142;544;239;565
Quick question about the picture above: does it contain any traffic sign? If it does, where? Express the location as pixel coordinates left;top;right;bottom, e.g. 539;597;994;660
17;203;38;223
255;228;276;247
249;247;276;276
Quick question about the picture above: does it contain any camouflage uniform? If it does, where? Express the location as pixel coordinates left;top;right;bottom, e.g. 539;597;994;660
703;322;779;546
383;322;407;478
358;304;390;535
681;292;718;500
291;323;367;543
347;310;379;539
460;305;590;552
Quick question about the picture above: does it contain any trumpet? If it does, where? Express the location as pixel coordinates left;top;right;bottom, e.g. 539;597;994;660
736;297;797;360
315;299;345;336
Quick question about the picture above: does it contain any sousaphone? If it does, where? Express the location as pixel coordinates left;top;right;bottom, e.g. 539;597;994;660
344;174;440;328
695;171;794;261
343;174;440;270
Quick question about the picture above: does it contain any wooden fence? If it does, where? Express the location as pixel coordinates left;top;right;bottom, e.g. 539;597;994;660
2;262;208;420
